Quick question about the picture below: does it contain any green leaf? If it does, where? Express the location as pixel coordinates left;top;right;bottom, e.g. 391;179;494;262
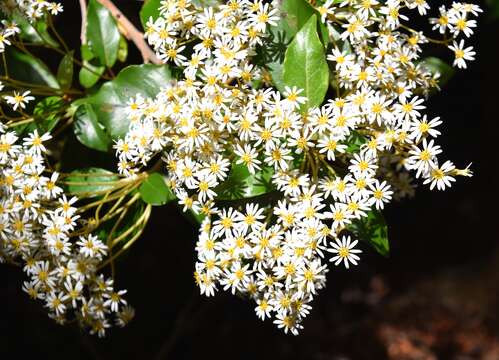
57;51;74;90
265;29;290;94
265;0;328;92
2;48;59;88
13;13;59;48
216;163;275;200
117;35;128;62
348;210;389;257
280;0;328;44
33;96;65;132
65;167;119;196
73;103;112;152
81;44;95;61
283;15;329;110
79;59;105;89
86;0;121;68
81;64;173;140
346;131;368;154
14;96;65;135
419;57;455;88
140;0;162;30
139;173;176;206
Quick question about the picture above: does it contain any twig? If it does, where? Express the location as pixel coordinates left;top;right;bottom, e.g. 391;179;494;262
96;0;161;64
79;0;87;44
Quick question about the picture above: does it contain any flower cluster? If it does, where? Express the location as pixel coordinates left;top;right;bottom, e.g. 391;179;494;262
0;124;132;337
116;0;479;334
0;0;63;21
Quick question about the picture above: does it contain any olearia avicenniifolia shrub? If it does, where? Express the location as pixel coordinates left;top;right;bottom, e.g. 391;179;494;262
0;0;481;336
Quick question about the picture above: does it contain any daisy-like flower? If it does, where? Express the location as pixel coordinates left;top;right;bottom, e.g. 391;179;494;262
328;236;362;269
234;144;261;174
4;90;35;111
423;160;456;190
368;180;393;210
23;130;52;154
448;40;476;69
324;203;353;230
408;139;442;177
250;2;279;32
283;86;307;110
76;235;107;259
409;115;442;143
449;13;477;38
0;30;12;52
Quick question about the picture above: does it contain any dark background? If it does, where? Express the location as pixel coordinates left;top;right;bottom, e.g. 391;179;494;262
1;1;498;359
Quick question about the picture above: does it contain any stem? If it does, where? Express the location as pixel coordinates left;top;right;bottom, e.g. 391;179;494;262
95;0;161;64
6;117;34;128
1;53;8;78
399;23;450;45
97;204;152;270
47;15;70;53
79;0;88;45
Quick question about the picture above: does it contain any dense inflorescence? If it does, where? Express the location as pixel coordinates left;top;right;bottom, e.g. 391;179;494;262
0;124;133;336
115;0;480;334
0;4;135;336
0;0;481;337
0;0;63;21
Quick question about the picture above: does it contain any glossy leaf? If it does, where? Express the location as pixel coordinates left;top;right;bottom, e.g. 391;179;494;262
65;168;119;196
140;0;162;30
13;13;59;48
14;96;65;135
2;48;59;88
82;64;173;140
283;15;329;110
117;35;128;62
346;131;368;154
265;28;291;94
139;173;176;206
216;163;275;200
280;0;328;44
419;57;455;88
57;51;74;90
348;210;389;257
86;0;121;68
265;0;328;92
73;103;112;152
33;96;65;133
81;44;95;61
79;59;105;89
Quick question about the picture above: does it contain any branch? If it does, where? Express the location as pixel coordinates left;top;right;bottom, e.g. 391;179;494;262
96;0;161;65
79;0;87;44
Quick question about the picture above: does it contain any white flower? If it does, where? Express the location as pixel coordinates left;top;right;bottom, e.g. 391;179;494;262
368;180;393;210
423;160;456;190
4;90;35;111
76;235;107;259
328;236;362;269
449;40;476;69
